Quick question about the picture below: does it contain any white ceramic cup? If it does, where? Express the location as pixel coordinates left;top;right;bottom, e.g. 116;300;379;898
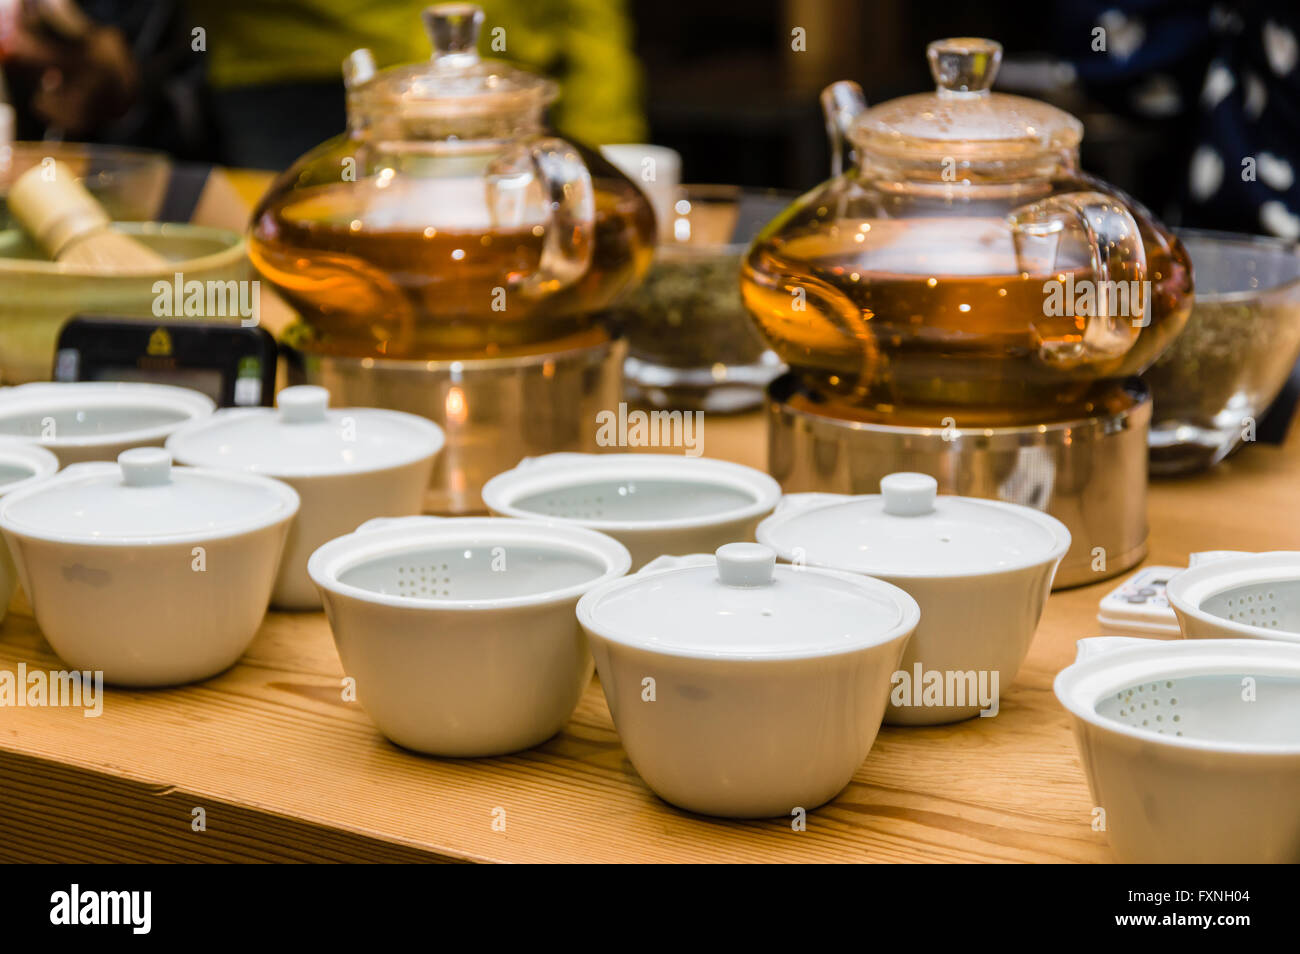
578;544;920;817
168;386;444;610
599;144;682;241
1056;636;1300;863
309;515;631;757
0;448;298;685
1167;551;1300;642
482;452;782;570
0;382;214;466
757;475;1070;725
0;441;60;623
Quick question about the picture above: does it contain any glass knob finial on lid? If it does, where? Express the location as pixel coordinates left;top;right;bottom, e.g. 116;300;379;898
423;3;485;69
927;37;1002;95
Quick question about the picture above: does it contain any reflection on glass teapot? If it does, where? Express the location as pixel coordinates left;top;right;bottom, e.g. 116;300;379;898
249;4;655;360
741;38;1193;425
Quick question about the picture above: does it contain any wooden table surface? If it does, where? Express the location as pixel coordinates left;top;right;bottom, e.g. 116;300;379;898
3;405;1297;863
2;170;1299;863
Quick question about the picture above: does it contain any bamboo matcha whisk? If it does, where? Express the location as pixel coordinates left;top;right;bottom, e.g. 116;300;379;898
8;159;168;271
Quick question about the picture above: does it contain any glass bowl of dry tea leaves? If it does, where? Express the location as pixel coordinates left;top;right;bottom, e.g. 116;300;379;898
613;185;788;413
1144;229;1300;475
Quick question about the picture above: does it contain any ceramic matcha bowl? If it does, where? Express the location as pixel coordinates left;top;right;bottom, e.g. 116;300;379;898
0;223;249;385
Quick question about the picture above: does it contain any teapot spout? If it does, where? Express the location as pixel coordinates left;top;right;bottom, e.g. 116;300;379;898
343;48;377;89
820;81;867;177
342;48;377;133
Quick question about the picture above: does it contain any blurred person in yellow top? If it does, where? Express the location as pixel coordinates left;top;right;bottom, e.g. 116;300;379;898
185;0;648;169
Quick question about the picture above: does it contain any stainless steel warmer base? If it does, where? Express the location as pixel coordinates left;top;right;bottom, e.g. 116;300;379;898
284;337;624;514
766;375;1151;588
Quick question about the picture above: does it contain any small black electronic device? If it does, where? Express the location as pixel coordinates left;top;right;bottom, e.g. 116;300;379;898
52;317;277;407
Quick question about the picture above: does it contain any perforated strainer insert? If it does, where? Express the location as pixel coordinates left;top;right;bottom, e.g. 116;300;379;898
1166;553;1300;641
339;542;607;601
309;515;633;610
509;478;756;522
1057;637;1300;754
0;406;189;438
1094;673;1300;744
0;383;214;446
481;454;783;531
1199;580;1300;634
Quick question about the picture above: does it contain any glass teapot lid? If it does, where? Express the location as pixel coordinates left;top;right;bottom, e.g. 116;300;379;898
850;38;1083;163
345;3;557;124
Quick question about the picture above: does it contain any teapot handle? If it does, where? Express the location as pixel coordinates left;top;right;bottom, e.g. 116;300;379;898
820;81;867;177
487;137;596;298
1007;191;1149;366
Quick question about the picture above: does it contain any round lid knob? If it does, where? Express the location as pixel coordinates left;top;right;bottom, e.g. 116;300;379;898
119;447;173;487
927;37;1002;95
423;3;484;68
881;473;938;516
715;542;776;587
278;386;330;424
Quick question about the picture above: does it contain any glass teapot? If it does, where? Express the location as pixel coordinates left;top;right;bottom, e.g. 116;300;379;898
741;38;1193;424
249;3;654;360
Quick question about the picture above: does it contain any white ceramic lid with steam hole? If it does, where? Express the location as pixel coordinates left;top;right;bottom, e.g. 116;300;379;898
576;542;920;659
0;447;300;545
757;473;1071;578
1166;551;1300;640
481;453;782;530
0;382;214;450
166;385;445;478
1055;636;1300;754
0;442;59;496
308;515;632;610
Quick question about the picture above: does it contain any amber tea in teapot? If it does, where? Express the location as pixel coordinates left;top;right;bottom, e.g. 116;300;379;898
745;215;1190;422
252;167;651;358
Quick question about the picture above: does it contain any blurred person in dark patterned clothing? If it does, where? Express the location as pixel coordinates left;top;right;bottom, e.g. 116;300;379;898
1057;0;1300;239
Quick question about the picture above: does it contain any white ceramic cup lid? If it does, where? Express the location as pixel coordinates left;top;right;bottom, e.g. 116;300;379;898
0;382;214;447
576;542;920;659
756;473;1070;578
165;385;445;477
0;447;299;543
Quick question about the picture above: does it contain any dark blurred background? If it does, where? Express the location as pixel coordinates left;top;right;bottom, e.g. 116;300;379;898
634;0;1296;237
3;0;1297;236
